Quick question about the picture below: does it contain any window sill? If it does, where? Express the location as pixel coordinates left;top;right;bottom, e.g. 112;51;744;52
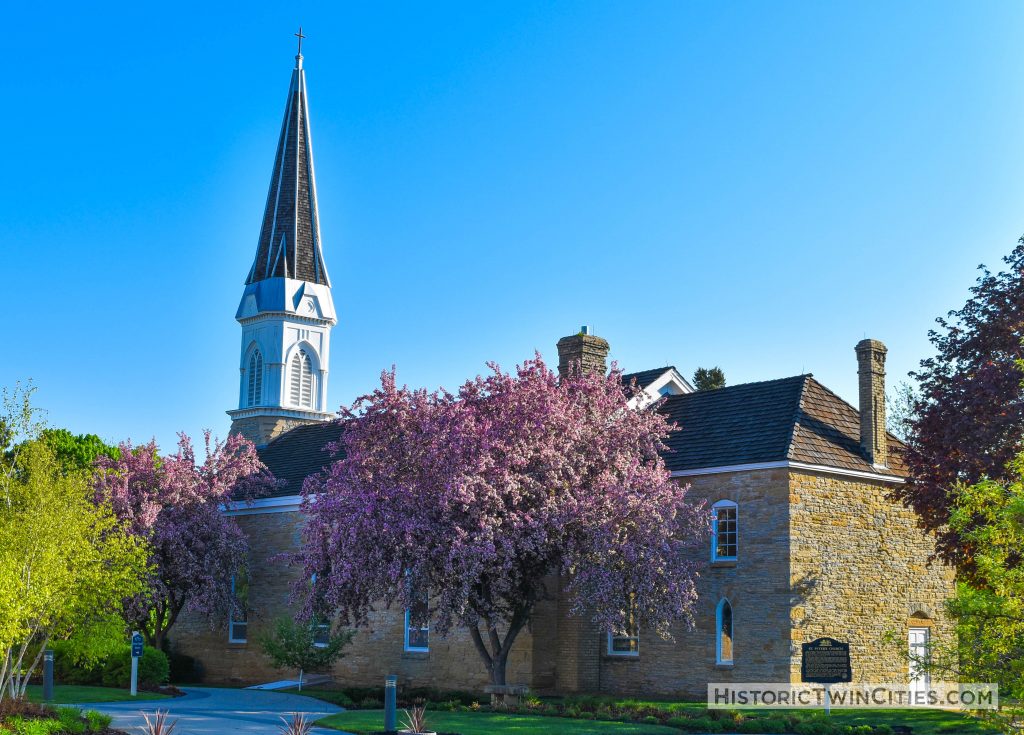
715;662;734;669
604;654;641;662
711;559;737;568
402;650;429;660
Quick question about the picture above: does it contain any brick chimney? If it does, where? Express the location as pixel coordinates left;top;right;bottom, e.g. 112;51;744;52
557;326;610;378
855;339;888;468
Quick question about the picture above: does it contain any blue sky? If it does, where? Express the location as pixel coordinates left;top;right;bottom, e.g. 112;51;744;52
3;2;1023;449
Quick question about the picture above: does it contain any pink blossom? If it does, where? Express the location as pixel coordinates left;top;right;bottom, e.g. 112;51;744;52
297;356;708;685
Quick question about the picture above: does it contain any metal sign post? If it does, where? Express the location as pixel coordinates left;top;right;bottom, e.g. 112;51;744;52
130;631;144;697
384;675;397;734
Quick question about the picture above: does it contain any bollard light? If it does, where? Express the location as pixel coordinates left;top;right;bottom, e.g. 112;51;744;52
384;674;398;734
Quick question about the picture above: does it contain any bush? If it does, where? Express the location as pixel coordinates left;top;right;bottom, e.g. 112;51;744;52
101;645;169;688
872;726;894;735
50;642;103;686
85;711;112;732
356;697;382;709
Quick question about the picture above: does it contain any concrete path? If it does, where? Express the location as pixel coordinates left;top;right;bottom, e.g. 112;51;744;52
75;686;347;735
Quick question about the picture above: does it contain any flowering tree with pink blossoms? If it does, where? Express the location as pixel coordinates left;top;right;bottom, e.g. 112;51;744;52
298;357;708;688
94;432;276;648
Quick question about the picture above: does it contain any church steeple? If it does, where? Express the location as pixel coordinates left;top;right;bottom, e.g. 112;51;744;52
228;36;337;448
247;38;329;287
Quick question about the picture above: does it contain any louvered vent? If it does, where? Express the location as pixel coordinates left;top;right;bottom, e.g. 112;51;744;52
289;351;315;408
247;351;263;407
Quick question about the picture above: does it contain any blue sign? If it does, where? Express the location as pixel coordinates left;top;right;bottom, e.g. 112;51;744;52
131;632;144;658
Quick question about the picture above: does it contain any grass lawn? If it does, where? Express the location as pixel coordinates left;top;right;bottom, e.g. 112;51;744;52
814;708;997;734
24;684;169;704
317;709;680;735
544;698;996;735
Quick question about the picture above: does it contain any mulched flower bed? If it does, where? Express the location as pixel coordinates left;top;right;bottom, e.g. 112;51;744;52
0;698;128;734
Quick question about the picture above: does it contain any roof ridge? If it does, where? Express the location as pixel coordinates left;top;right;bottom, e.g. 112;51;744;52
784;375;811;460
675;373;811;394
802;375;907;450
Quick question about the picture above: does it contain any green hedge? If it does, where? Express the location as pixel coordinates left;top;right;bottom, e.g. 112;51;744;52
100;645;169;688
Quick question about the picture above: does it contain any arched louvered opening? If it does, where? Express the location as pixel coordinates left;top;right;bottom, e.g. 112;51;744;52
247;350;264;407
289;350;315;408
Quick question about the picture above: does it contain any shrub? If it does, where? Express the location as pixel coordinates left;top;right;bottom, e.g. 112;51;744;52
101;645;169;688
50;642;103;686
873;726;894;735
356;697;382;709
85;711;112;732
55;707;86;733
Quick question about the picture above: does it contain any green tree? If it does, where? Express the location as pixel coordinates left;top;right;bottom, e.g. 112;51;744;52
692;366;726;391
906;454;1024;733
257;617;353;690
39;429;120;473
0;385;147;701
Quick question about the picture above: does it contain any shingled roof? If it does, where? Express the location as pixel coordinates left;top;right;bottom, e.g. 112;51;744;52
621;367;677;391
257;420;345;497
659;374;904;477
255;373;904;497
246;53;329;287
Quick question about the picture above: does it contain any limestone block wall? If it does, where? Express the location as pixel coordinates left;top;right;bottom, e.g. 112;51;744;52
787;470;956;683
172;508;537;690
229;415;317;448
594;469;793;698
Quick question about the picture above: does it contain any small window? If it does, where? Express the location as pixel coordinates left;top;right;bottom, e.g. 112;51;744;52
247;349;263;407
712;500;738;561
607;596;640;656
289;350;315;408
229;573;249;643
312;621;330;649
716;598;733;664
404;582;429;652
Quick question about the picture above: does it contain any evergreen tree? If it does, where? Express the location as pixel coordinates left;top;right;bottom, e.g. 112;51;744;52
692;366;726;391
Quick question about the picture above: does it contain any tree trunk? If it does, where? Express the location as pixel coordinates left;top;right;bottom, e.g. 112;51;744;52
298;669;304;691
468;609;530;698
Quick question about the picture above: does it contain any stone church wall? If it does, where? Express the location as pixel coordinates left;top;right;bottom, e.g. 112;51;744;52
593;469;793;698
173;466;956;697
172;508;538;691
786;470;955;683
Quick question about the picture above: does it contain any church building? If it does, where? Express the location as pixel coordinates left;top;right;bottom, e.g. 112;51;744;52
173;48;956;698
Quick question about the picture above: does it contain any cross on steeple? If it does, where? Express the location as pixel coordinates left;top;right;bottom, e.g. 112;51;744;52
295;27;306;56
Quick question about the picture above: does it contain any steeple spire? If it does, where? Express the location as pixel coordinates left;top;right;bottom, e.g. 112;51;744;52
230;37;337;448
247;36;329;286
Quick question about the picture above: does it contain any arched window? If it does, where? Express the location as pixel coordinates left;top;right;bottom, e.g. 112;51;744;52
246;350;263;407
289;350;315;408
716;598;733;664
712;500;738;562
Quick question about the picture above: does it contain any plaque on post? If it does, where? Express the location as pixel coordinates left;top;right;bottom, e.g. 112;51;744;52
801;637;851;714
801;637;851;684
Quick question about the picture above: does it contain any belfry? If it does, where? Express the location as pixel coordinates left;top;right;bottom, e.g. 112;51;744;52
227;36;336;446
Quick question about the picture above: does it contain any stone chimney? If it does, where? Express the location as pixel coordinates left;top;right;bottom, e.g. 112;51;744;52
557;326;610;378
855;339;888;468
